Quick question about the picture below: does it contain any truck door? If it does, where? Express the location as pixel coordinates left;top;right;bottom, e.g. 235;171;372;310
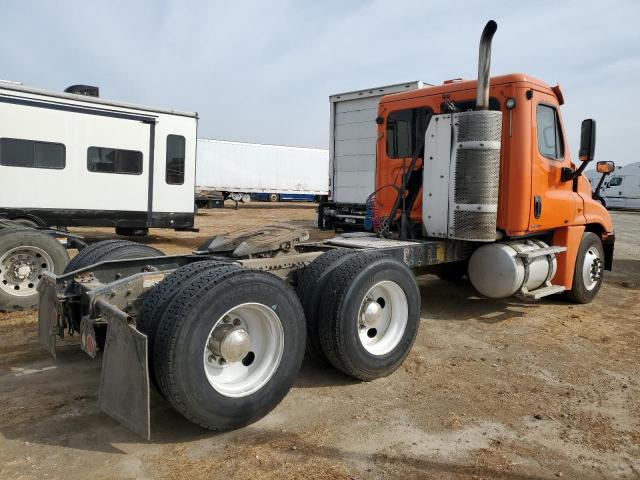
605;175;625;208
529;92;578;230
622;175;639;209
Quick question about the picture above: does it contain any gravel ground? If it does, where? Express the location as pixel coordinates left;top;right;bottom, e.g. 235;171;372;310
0;203;638;480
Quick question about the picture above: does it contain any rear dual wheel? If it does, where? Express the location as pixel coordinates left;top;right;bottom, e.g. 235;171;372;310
298;251;420;380
149;265;306;431
229;193;251;203
296;248;358;363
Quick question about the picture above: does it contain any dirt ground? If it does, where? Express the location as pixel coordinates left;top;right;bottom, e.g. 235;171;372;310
0;203;638;480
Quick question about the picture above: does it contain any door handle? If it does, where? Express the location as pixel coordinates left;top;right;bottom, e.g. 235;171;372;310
534;195;542;219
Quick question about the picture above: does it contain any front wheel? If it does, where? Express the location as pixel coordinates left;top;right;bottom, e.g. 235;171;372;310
268;193;279;202
565;232;605;304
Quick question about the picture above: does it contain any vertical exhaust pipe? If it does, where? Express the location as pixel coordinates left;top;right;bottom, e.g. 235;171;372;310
475;20;498;110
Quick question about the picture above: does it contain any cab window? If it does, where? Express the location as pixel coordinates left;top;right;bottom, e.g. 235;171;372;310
386;107;430;158
609;176;623;187
536;104;564;160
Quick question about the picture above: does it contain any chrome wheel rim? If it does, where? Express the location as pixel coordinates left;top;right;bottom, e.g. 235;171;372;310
582;247;603;291
203;302;284;397
357;280;408;355
0;246;53;297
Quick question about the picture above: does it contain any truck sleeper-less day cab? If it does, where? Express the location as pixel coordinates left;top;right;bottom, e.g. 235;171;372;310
37;21;614;439
600;162;640;209
0;82;197;311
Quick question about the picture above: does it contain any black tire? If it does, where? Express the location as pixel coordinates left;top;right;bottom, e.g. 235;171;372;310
137;259;240;387
296;249;358;363
268;193;279;202
153;266;306;430
564;232;605;304
318;253;420;381
64;239;164;273
0;228;69;312
11;218;41;228
434;261;468;282
115;227;149;237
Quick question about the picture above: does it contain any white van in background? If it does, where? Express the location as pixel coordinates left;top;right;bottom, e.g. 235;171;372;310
601;162;640;210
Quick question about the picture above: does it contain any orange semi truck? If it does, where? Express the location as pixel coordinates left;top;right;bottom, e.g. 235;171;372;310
37;21;614;438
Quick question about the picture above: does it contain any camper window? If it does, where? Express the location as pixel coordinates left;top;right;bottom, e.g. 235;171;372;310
0;138;65;169
87;147;143;175
166;135;185;185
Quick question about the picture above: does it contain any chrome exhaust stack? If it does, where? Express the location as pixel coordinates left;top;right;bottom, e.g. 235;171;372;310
475;20;498;110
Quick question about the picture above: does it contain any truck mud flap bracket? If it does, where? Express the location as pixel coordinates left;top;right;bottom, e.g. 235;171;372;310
37;275;63;358
96;299;151;440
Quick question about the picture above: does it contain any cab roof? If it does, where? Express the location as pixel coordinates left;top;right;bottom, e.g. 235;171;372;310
379;73;555;105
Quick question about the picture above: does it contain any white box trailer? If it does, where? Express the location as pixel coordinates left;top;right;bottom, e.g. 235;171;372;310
0;82;198;234
321;81;429;230
195;139;329;203
601;162;640;209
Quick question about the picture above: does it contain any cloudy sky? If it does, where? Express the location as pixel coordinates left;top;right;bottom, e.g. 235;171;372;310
2;0;639;165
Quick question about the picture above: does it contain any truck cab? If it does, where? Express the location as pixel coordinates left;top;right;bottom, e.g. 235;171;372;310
374;72;614;293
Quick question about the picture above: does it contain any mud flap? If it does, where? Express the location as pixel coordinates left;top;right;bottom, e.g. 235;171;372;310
97;301;151;440
37;277;61;358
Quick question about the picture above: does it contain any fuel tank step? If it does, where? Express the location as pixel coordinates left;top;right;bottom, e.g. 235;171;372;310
515;246;566;260
520;284;566;300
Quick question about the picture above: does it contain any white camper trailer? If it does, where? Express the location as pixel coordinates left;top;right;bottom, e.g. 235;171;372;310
321;81;429;230
601;162;640;209
0;82;198;234
0;81;197;311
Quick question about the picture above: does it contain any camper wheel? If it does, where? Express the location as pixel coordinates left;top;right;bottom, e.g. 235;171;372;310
0;228;69;312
